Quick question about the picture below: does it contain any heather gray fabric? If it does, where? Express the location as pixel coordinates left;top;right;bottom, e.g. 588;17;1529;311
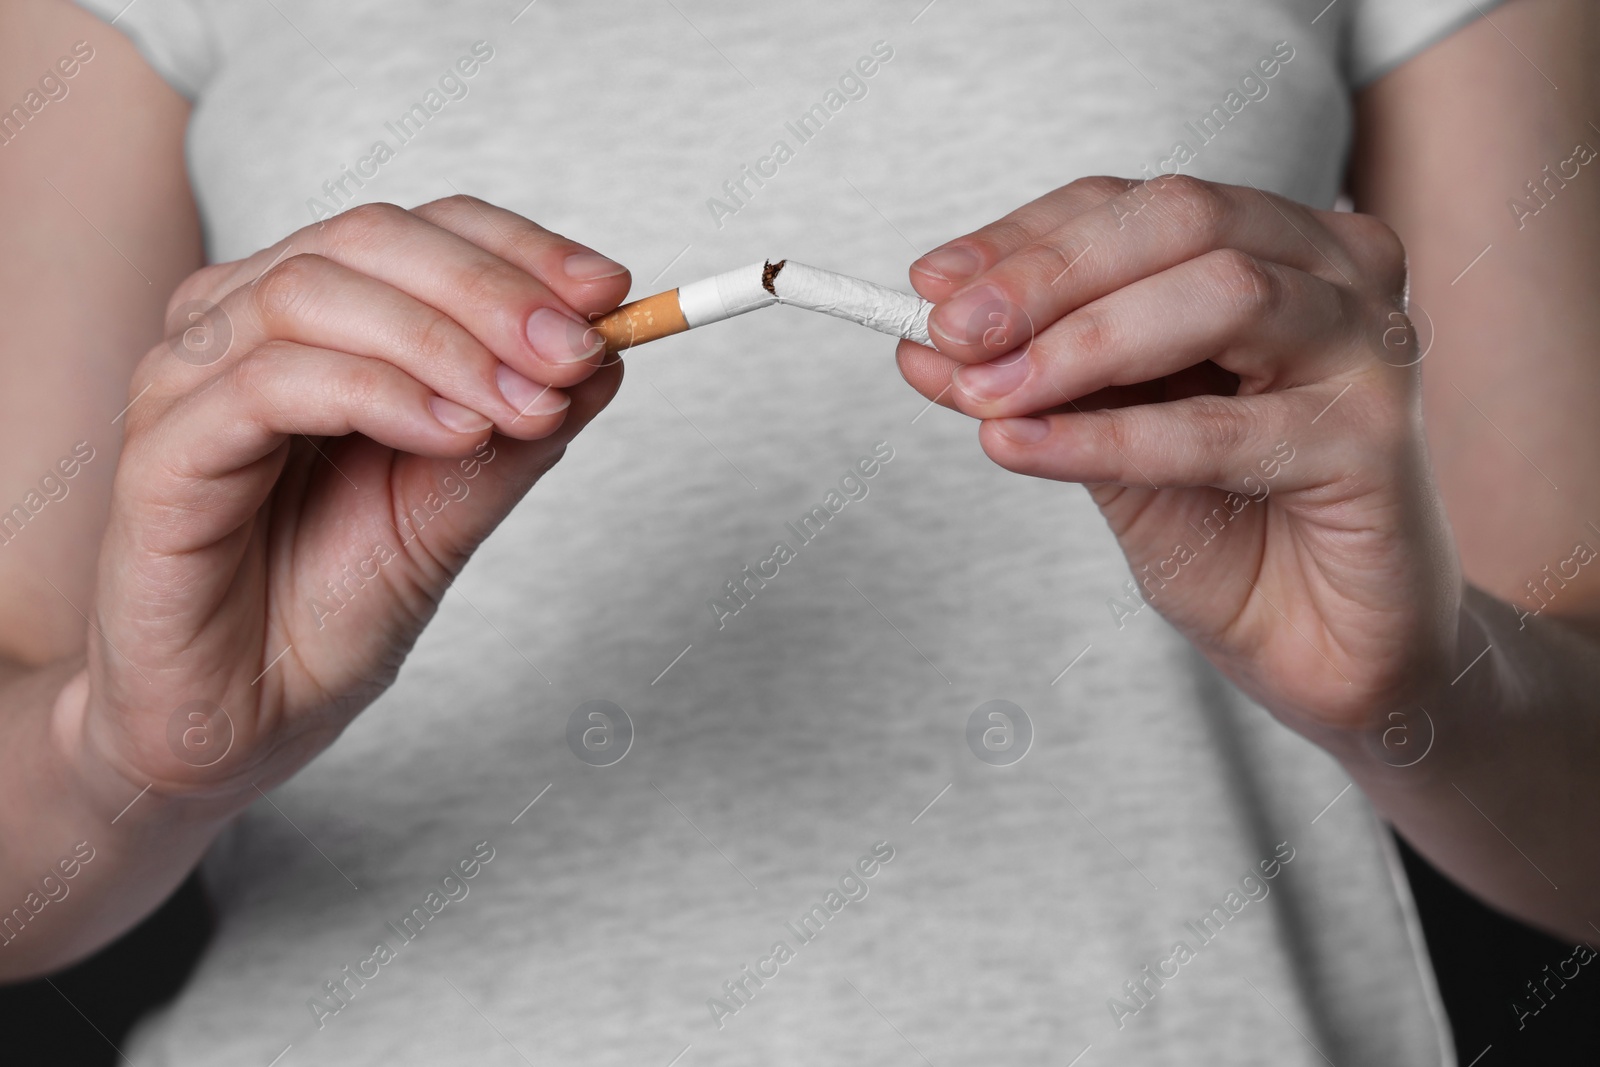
73;2;1501;1064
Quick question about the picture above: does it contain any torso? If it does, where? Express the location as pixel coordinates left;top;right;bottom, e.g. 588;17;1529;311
129;3;1446;1063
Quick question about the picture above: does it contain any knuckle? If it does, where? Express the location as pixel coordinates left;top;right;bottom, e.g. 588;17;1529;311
1207;248;1277;319
454;258;528;309
1195;395;1255;456
323;201;408;252
229;342;286;391
252;254;326;321
418;193;486;221
1209;396;1260;454
1065;304;1115;365
222;343;303;432
504;224;561;268
1156;174;1228;236
1022;238;1091;290
1087;404;1137;457
1072;174;1138;201
972;220;1031;260
164;264;229;321
406;308;467;365
337;357;390;415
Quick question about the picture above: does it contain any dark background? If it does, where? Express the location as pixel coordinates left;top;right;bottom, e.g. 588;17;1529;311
2;834;1596;1061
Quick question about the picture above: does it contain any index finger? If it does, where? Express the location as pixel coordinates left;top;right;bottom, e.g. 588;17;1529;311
211;200;621;385
411;195;632;319
909;175;1136;301
925;177;1358;363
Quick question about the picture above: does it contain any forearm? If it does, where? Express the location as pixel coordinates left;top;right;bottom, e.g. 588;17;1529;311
1331;583;1600;941
0;657;226;981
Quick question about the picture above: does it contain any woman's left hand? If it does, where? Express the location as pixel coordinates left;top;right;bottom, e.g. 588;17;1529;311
900;174;1464;746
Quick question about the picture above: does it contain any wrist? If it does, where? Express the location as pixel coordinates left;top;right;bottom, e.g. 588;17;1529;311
53;666;243;831
1323;586;1504;786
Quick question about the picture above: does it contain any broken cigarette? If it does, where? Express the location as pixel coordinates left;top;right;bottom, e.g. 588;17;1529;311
590;260;934;354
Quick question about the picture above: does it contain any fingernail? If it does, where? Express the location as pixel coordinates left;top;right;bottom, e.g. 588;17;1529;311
992;417;1050;444
527;307;605;364
912;246;981;284
496;363;570;417
930;286;1010;350
429;396;493;433
953;352;1030;401
563;252;628;281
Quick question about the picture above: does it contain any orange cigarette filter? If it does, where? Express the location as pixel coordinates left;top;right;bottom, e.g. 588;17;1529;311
590;289;689;355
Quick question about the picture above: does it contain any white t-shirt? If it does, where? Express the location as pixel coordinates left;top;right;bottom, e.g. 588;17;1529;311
74;1;1499;1064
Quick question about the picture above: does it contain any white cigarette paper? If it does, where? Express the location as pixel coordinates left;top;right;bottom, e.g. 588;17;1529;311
677;260;933;345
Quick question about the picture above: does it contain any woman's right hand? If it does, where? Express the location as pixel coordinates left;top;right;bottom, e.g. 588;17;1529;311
56;195;629;816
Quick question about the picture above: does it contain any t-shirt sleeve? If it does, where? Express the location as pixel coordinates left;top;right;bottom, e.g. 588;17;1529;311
72;0;216;100
1347;0;1512;88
